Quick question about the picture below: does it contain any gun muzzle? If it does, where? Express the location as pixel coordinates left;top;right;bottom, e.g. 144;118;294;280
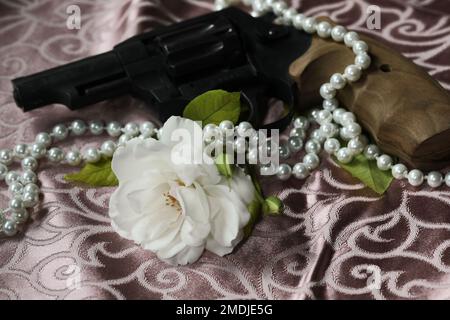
12;51;130;111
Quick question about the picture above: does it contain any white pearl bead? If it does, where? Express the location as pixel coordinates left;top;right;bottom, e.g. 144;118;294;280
331;25;347;42
347;137;365;155
324;138;341;154
305;139;321;154
344;64;362;82
0;149;13;165
289;128;306;140
377;154;393;171
311;129;326;143
22;156;38;171
353;40;369;54
2;220;17;237
308;108;320;122
345;122;362;138
272;1;287;15
21;170;37;184
101;141;117;157
8;181;23;196
427;171;443;188
282;7;297;22
219;120;234;132
364;144;380;160
89;121;104;135
344;31;360;47
22;192;39;208
320;123;338;138
278;144;291;160
0;163;7;180
302;17;317;34
30;143;47;159
66;150;82;166
303;153;320;170
340;112;356;126
391;164;407;180
408;169;424;187
14;144;29;159
445;172;450;187
5;171;20;185
293;116;310;130
330;73;346;90
316;21;332;38
292;14;305;29
320;83;336;100
288;136;303;152
336;147;353;164
35;132;52;147
9;198;24;212
237;122;252;137
316;110;333;125
260;163;276;176
47;148;64;163
70;120;87;136
124;122;139;137
118;134;133;145
339;127;352;141
84;147;101;163
277;163;292;181
23;183;39;195
214;0;227;10
52;124;69;140
12;209;29;223
323;98;339;111
355;53;371;70
293;163;310;179
140;121;155;137
107;121;122;137
332;108;346;123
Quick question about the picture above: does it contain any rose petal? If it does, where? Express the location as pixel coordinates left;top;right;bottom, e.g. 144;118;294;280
205;185;241;247
112;138;172;182
162;245;205;266
177;185;210;246
206;230;244;256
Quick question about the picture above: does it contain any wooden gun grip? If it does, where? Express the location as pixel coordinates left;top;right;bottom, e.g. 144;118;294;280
289;18;450;171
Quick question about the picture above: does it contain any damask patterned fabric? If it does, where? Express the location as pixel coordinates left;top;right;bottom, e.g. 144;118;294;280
0;0;449;300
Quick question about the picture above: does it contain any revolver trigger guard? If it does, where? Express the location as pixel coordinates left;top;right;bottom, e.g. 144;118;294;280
260;103;294;133
240;86;294;134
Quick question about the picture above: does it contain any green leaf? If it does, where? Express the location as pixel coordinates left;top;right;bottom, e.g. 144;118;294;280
262;196;284;216
244;197;262;238
336;153;393;195
215;153;234;178
64;158;118;187
183;90;241;126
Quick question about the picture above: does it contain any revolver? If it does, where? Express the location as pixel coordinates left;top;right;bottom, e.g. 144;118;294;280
11;7;450;170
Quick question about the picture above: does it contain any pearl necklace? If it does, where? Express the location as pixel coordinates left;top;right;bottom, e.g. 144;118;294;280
0;120;158;236
213;0;450;185
1;0;449;237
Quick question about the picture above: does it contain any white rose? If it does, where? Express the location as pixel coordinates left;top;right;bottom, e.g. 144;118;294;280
108;116;254;265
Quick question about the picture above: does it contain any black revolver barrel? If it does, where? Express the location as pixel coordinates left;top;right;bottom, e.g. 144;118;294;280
12;51;130;111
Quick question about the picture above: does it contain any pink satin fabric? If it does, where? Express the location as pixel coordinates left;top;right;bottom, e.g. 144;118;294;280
0;0;449;300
